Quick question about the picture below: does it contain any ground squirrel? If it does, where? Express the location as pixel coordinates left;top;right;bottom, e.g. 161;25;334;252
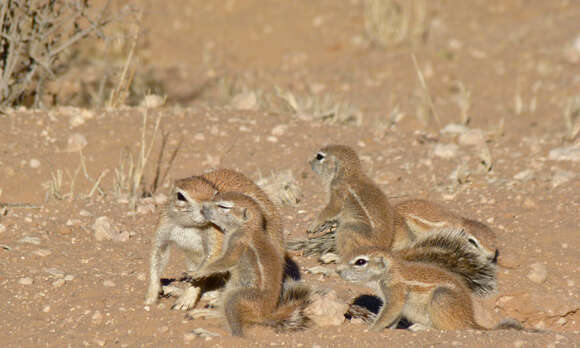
290;198;498;266
338;247;521;331
145;169;294;311
307;145;411;258
190;191;310;336
395;199;498;263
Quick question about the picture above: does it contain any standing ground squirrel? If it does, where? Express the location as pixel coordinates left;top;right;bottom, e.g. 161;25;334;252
145;168;292;311
308;145;412;257
191;191;311;336
338;247;521;331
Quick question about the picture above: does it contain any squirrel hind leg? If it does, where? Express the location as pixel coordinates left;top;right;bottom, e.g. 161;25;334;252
428;287;484;330
223;288;266;336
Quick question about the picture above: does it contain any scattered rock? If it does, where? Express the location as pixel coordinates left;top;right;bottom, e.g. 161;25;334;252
257;170;302;207
18;277;33;285
18;236;41;245
271;124;288;136
42;305;51;313
231;91;258;110
549;143;580;162
29;159;41;169
92;310;103;324
52;279;66;288
103;280;116;287
551;170;576;188
458;129;486;146
79;210;92;217
305;266;333;277
513;169;534;181
154;193;168;205
440;123;469;134
0;224;6;233
433;143;458;159
66;133;88;152
64;275;74;282
140;94;166;109
67;108;94;128
527;263;548;284
93;216;129;242
32;249;52;257
306;289;348;327
45;268;65;278
189;328;221;340
137;198;156;215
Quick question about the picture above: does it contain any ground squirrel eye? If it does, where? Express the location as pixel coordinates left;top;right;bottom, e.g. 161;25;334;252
354;258;367;266
468;237;479;248
176;192;187;201
316;153;325;161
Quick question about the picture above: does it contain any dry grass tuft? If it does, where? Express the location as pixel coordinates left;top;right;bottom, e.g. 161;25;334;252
363;0;428;47
564;96;580;141
274;88;362;125
257;170;303;207
412;54;439;128
452;82;471;126
113;110;180;208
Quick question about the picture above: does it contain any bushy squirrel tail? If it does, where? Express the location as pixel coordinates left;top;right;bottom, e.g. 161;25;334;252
266;281;312;332
397;227;497;296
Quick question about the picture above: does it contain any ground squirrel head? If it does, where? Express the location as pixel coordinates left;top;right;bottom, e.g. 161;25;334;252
169;176;218;227
337;247;391;282
462;220;498;263
309;145;362;185
201;191;264;233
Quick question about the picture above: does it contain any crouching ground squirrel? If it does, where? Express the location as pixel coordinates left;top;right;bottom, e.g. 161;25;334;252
338;247;523;331
395;199;498;264
290;192;498;269
190;191;311;336
145;169;293;311
307;145;412;257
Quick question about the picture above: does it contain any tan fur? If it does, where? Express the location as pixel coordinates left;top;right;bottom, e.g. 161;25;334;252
145;169;285;310
308;145;411;258
337;247;487;331
395;199;497;261
193;192;309;336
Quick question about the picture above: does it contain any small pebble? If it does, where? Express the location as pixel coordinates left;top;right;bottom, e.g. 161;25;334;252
19;277;33;285
103;280;115;287
527;262;548;284
29;159;41;168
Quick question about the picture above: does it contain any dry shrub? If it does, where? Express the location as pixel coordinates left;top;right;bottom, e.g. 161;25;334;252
0;0;112;107
364;0;428;47
257;170;303;207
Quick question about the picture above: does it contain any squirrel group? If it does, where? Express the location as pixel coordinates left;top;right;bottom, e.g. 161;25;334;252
145;144;527;336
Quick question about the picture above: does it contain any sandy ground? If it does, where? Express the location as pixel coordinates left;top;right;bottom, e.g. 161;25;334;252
1;0;579;347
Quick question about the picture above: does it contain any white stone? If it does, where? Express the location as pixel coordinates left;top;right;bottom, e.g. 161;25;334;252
103;280;115;287
549;143;580;162
527;262;548;284
66;133;88;152
458;129;486;146
306;289;348;327
433;143;458;159
18;236;41;245
441;123;469;134
0;224;6;233
271;124;288;136
552;170;576;188
33;249;52;257
29;159;41;168
231;91;258;110
140;95;166;109
18;277;33;285
513;169;534;181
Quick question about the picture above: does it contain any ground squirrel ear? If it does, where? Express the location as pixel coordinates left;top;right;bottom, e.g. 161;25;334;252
242;207;252;221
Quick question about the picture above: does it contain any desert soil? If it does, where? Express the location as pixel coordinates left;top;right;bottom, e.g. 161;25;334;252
1;0;579;347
